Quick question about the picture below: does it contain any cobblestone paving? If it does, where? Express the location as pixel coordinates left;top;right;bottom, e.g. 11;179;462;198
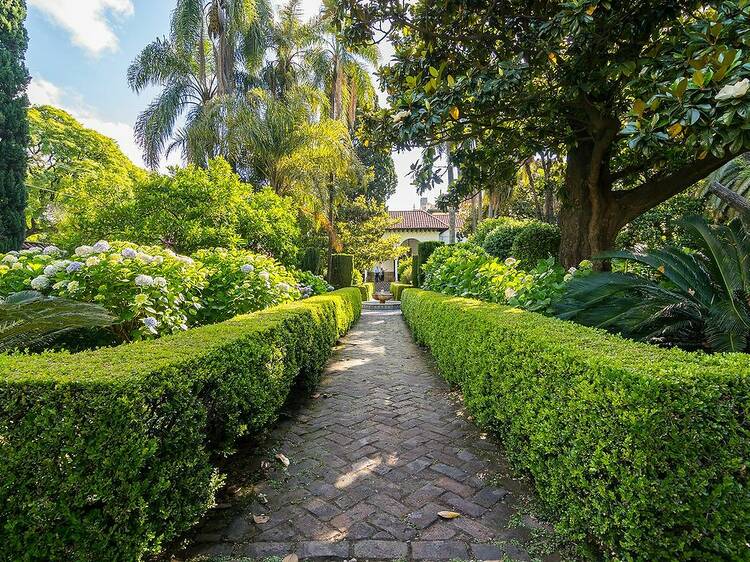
179;311;570;561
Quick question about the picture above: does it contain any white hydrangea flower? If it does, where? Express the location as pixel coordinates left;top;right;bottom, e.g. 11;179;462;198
11;262;22;270
22;247;41;255
2;255;18;264
30;275;50;290
93;240;110;252
276;282;291;292
241;263;255;274
163;249;176;257
259;271;270;282
43;264;60;276
153;276;167;287
152;255;164;265
504;257;518;267
135;274;155;287
66;261;84;273
716;78;750;101
67;280;80;292
52;280;68;290
568;266;577;275
75;245;95;257
177;255;194;265
137;253;154;264
85;256;100;267
121;248;137;259
42;245;61;255
504;287;517;300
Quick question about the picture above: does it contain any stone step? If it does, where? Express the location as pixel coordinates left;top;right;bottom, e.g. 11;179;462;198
362;300;401;311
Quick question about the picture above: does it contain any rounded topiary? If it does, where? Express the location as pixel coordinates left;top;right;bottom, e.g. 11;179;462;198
330;254;354;288
510;222;561;267
483;222;528;259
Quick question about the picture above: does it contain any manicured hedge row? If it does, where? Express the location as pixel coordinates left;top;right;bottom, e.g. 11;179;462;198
357;282;375;301
390;282;411;301
401;289;750;561
0;288;361;562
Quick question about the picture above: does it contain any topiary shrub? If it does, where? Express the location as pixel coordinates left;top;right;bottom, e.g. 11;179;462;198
301;247;322;274
510;222;560;267
357;282;374;301
329;253;354;288
390;282;411;301
0;289;362;561
482;219;530;259
417;241;443;286
411;254;421;288
401;289;750;560
397;259;412;283
469;217;513;246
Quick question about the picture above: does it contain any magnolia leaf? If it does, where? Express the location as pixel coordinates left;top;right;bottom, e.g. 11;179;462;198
447;74;455;87
548;52;558;65
674;78;688;100
693;70;705;87
586;5;597;16
253;514;270;524
450;106;460;120
667;123;683;138
438;510;461;519
282;555;299;562
275;453;290;467
429;66;439;78
633;99;646;117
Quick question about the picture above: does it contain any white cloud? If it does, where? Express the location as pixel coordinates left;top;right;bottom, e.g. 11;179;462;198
28;76;147;168
29;0;134;56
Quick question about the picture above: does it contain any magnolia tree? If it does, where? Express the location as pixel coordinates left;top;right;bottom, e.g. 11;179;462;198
337;0;750;266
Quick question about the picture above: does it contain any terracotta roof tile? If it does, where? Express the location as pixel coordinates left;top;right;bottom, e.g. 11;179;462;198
387;210;449;230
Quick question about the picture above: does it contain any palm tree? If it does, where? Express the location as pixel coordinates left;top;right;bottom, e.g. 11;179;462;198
128;0;271;168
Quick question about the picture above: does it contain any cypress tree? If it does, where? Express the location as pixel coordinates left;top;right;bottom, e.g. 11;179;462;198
0;0;29;251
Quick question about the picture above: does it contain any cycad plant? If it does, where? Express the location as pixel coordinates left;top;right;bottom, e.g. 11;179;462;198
0;291;115;353
555;216;750;352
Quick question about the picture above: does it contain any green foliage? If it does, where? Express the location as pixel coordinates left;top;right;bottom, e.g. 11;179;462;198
510;222;561;268
0;0;29;251
292;269;331;299
389;282;411;301
330;253;353;288
481;219;530;259
352;137;397;204
422;243;589;314
0;242;205;341
557;216;750;352
26;105;146;246
357;282;374;301
617;193;708;250
337;196;407;272
193;247;301;325
301;247;322;274
0;291;114;352
416;241;443;286
401;289;750;560
411;254;421;288
0;288;361;561
469;217;525;247
397;259;411;283
239;188;301;266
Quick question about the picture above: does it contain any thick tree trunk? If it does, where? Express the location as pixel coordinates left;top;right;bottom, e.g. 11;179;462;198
558;144;622;269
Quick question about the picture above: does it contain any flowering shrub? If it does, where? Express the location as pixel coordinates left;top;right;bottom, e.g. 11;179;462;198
422;243;591;313
292;270;332;299
0;242;205;340
193;248;301;324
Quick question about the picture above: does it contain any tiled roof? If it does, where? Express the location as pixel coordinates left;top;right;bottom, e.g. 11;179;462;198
432;212;465;232
387;210;449;230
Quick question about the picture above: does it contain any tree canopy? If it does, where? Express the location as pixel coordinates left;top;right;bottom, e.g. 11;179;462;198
337;0;750;265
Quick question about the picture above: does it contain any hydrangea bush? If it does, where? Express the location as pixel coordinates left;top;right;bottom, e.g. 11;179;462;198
0;242;205;340
422;243;591;313
193;248;302;324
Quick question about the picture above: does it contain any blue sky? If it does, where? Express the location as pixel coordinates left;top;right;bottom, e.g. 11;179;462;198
25;0;430;210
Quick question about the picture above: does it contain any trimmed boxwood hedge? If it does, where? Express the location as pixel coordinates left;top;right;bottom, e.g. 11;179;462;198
390;282;411;301
0;288;361;561
330;253;354;288
401;289;750;561
357;282;375;301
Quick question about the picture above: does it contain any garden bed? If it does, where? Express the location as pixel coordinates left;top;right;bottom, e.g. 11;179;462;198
0;288;361;561
401;289;750;561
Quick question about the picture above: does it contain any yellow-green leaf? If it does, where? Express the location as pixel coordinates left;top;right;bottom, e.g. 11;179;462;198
450;106;460;120
633;100;646;117
447;74;455;87
693;70;705;87
667;123;683;138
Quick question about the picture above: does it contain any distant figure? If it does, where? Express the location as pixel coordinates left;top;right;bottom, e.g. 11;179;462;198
374;265;383;282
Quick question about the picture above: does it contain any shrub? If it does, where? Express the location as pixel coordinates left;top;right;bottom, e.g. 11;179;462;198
416;241;443;286
193;248;300;325
468;217;523;247
301;247;322;275
411;254;421;288
390;282;411;301
0;288;362;561
511;221;561;267
0;242;205;341
482;219;530;259
401;289;750;560
352;268;364;286
292;270;331;299
330;254;354;288
397;259;412;283
357;282;375;301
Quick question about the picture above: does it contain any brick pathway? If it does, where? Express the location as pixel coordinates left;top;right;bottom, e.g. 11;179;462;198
179;311;570;561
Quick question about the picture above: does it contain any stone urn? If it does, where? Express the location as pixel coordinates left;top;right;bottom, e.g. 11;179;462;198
373;292;393;304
